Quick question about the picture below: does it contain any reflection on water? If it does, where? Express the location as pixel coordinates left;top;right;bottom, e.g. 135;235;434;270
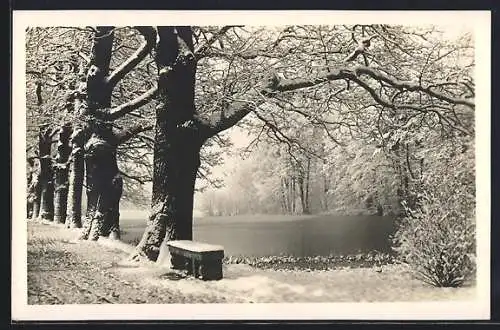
119;212;396;257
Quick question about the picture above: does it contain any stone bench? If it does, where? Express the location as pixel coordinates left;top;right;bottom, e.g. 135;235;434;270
166;240;224;281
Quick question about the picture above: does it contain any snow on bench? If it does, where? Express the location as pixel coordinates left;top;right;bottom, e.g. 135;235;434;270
166;240;224;281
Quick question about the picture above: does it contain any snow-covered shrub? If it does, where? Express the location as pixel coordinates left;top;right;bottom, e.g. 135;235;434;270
393;139;475;287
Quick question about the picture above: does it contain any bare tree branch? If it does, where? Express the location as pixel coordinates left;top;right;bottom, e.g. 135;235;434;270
200;64;473;138
104;85;158;120
194;26;239;59
118;170;149;185
116;122;154;144
352;66;474;109
78;51;91;64
106;26;157;88
198;91;261;136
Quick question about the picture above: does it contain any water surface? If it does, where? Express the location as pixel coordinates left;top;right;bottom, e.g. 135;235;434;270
119;211;396;257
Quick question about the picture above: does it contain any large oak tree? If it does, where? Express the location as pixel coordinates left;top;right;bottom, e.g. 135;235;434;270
129;25;474;262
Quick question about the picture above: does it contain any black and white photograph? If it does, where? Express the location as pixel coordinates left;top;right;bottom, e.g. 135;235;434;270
11;10;491;320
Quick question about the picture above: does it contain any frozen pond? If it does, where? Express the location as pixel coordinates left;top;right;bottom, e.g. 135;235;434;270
119;211;396;257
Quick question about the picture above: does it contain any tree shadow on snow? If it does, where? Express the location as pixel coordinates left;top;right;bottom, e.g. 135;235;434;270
159;272;188;281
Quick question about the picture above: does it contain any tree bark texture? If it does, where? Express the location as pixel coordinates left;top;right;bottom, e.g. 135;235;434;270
132;27;202;262
80;134;122;240
78;26;125;240
27;158;41;220
65;128;85;228
65;74;87;228
53;124;72;223
37;128;54;221
103;174;123;240
26;159;34;218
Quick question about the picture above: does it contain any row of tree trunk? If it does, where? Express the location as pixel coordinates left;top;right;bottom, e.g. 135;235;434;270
27;26;205;260
26;25;345;262
26;104;97;232
26;27;144;240
27;124;124;241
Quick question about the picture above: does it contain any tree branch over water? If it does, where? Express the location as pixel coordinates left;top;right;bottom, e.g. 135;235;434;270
200;64;473;137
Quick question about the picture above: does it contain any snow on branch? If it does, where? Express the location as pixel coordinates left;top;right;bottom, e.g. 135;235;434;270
271;66;473;109
202;49;292;61
105;85;158;120
352;66;474;109
251;108;326;159
200;64;474;138
106;27;157;88
198;91;262;136
194;26;240;59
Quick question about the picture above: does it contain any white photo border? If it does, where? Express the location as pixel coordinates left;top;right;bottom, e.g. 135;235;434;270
11;10;492;321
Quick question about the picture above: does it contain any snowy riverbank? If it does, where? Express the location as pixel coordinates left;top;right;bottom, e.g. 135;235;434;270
26;221;476;305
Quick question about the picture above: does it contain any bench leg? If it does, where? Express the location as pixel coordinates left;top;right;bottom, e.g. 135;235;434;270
186;258;198;278
185;258;193;275
192;259;200;278
200;260;223;281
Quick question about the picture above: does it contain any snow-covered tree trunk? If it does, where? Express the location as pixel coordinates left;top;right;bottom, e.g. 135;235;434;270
53;124;72;223
80;134;122;240
26;157;40;219
65;128;85;228
76;26;123;240
102;174;123;240
132;27;202;263
66;26;157;238
37;127;54;221
28;159;41;220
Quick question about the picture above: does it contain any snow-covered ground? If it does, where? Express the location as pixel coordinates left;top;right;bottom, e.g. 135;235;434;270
26;222;475;304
